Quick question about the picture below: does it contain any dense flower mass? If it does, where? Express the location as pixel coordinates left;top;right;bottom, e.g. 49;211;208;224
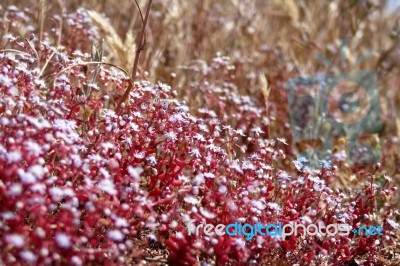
0;5;399;266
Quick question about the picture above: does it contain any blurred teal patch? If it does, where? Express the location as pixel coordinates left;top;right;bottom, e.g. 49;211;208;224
287;70;382;168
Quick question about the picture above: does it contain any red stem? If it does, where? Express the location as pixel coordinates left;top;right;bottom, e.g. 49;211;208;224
116;0;153;113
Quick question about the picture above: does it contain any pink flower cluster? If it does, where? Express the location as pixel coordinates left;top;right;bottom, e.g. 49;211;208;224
0;7;398;266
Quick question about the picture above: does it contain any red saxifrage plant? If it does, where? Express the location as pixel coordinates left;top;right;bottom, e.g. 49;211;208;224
0;6;399;266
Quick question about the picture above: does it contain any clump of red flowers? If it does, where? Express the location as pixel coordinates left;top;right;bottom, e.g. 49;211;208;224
0;6;399;266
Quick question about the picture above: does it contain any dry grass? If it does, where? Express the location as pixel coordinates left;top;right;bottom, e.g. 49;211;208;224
87;10;136;72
